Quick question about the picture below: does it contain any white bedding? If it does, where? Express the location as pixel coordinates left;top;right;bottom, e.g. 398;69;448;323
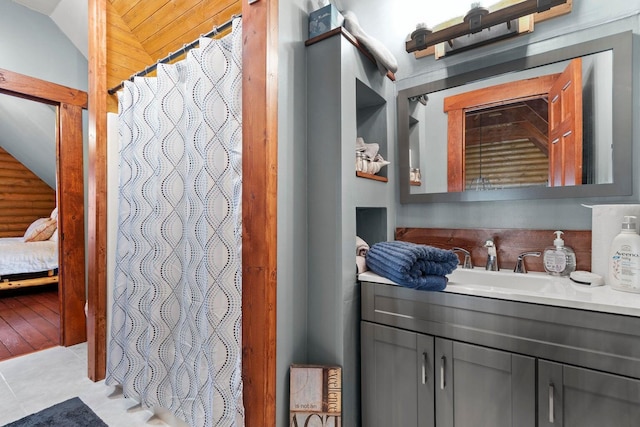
0;237;58;276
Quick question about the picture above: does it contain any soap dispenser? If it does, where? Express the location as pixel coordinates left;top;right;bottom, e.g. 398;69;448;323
609;215;640;293
543;231;576;276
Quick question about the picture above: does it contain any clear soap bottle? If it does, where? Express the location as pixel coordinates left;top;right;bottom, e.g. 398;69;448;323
543;231;576;276
609;215;640;293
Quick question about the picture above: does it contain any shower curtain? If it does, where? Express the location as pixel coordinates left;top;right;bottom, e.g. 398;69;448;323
107;18;243;427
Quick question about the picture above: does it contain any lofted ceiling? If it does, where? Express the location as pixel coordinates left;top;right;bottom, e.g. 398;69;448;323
12;0;88;58
12;0;61;15
13;0;242;111
106;0;241;110
4;0;240;183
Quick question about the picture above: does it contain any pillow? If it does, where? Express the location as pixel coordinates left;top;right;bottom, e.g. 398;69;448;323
50;207;58;221
49;229;59;242
24;217;57;242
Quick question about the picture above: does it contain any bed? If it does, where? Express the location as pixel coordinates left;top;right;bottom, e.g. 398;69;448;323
0;214;59;290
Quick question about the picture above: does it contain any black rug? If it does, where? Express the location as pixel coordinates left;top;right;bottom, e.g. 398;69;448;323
3;397;108;427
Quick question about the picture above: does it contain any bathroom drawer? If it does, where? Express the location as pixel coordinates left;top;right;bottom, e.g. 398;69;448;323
361;281;640;380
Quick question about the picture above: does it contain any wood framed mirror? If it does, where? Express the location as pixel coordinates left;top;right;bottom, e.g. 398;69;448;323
397;30;633;203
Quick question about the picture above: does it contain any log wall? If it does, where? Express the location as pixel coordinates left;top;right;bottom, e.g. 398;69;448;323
0;147;56;238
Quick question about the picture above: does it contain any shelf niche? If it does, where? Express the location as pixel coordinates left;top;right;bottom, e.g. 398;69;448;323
356;79;388;181
356;207;387;249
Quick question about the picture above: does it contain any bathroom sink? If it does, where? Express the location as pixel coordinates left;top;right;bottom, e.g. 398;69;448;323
447;268;555;294
358;269;640;317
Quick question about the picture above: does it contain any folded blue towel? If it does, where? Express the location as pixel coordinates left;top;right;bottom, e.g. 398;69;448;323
365;241;458;291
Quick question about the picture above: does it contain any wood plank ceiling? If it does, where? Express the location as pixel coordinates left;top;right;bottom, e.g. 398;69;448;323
106;0;241;112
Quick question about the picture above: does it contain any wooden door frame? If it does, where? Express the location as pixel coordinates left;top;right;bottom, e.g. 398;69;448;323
88;0;278;425
0;68;88;347
444;73;559;192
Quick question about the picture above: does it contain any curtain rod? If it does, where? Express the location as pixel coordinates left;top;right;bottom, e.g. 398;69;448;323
107;14;241;95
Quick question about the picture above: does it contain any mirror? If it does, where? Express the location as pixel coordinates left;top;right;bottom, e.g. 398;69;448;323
398;31;633;203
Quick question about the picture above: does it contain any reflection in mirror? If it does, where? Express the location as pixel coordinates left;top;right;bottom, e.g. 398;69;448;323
447;55;601;191
465;100;551;190
398;31;632;203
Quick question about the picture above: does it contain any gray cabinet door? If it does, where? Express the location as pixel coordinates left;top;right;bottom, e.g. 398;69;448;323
361;321;435;427
539;360;640;427
435;338;535;427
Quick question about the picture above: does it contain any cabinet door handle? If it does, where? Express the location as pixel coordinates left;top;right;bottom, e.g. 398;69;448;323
421;352;428;385
549;384;555;423
440;356;446;390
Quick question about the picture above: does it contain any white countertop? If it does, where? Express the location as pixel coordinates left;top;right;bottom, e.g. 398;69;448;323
358;269;640;317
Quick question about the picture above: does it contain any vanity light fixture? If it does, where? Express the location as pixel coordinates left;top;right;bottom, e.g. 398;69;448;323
464;3;490;32
406;0;568;54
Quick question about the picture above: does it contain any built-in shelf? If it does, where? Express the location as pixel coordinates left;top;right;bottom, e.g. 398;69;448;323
356;171;388;182
356;207;388;247
305;27;396;81
306;24;395;426
356;79;388;180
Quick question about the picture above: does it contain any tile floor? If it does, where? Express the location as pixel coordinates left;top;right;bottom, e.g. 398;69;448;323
0;343;173;426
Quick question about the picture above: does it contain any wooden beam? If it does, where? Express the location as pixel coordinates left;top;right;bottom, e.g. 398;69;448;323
58;103;87;346
518;121;549;154
0;68;87;107
444;74;559;112
87;0;108;382
242;0;278;425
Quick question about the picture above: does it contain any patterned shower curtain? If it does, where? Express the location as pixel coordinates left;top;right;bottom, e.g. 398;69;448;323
107;18;243;427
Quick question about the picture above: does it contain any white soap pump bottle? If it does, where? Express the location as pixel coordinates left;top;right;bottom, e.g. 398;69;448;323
608;215;640;293
543;230;576;276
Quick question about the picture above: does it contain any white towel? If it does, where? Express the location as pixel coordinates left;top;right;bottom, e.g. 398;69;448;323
356;255;368;274
343;11;398;75
356;235;370;256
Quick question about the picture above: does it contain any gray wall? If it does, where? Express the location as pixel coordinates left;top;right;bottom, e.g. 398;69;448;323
0;1;88;188
278;1;311;426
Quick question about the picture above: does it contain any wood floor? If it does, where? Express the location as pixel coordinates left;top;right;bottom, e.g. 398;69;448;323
0;284;60;361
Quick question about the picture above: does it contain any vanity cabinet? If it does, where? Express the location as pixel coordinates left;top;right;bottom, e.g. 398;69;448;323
538;361;640;427
361;322;434;427
361;321;535;427
435;337;535;427
361;281;640;427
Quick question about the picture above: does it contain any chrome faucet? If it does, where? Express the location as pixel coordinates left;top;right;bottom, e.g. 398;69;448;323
484;239;499;271
513;251;542;274
452;247;473;269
